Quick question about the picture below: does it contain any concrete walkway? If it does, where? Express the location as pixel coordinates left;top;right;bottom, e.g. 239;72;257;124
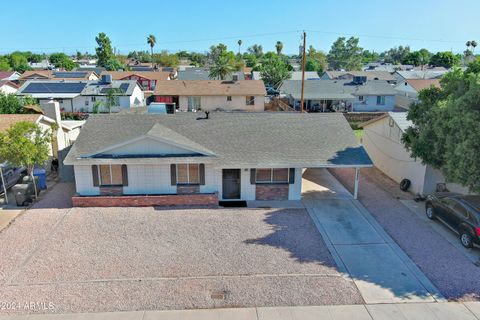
301;169;441;304
1;302;480;319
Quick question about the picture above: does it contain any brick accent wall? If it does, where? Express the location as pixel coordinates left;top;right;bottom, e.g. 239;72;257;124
99;186;123;196
72;193;218;207
255;184;289;200
177;184;200;194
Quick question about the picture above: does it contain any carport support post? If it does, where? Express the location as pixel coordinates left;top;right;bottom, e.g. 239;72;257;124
0;167;7;204
354;167;360;200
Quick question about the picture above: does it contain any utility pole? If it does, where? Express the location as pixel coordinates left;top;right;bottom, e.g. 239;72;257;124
300;31;306;113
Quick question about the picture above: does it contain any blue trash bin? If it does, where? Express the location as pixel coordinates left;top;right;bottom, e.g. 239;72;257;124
33;169;47;190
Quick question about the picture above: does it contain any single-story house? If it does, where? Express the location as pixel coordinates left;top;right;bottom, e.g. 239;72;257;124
395;79;441;110
16;76;145;113
361;112;471;196
0;71;21;82
19;70;99;83
0;80;19;94
153;80;266;112
177;68;245;81
393;70;447;83
64;113;372;206
253;71;320;81
279;79;397;112
321;71;396;83
100;71;172;92
363;63;414;72
0;106;83;159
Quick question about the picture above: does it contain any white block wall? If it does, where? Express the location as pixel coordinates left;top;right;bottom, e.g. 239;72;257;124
178;95;264;112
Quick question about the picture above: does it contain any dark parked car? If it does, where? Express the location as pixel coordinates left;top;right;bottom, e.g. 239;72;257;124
425;193;480;248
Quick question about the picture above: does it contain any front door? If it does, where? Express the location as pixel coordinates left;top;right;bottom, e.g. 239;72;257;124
222;169;241;199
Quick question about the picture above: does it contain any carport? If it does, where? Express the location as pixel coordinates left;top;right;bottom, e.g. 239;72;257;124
301;167;365;200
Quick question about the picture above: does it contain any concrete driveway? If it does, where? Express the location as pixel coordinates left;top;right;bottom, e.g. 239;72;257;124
302;169;440;304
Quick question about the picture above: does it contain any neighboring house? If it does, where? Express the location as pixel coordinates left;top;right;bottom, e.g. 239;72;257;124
0;107;82;159
363;63;414;72
361;112;471;196
28;60;53;70
153;80;266;112
177;68;245;81
0;71;21;82
279;79;397;112
393;70;448;83
100;71;172;92
64;113;372;207
19;70;99;83
252;71;320;81
16;76;145;113
321;71;396;83
395;79;441;110
0;81;19;94
75;66;106;75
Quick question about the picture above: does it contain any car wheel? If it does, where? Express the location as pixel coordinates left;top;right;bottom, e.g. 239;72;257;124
425;204;436;220
460;231;474;249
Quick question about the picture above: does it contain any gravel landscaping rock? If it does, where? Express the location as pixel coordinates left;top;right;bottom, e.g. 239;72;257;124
0;189;363;314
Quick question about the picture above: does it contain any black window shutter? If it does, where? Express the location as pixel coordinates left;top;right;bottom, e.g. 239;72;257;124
289;168;295;184
92;165;99;187
199;164;205;185
250;169;256;184
170;164;177;185
121;164;128;186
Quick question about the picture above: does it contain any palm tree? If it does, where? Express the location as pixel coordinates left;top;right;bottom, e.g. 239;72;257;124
275;41;284;55
147;34;156;67
472;40;477;54
238;40;242;55
209;55;235;80
466;41;472;50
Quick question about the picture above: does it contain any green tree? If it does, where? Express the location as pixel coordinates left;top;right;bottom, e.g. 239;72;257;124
0;94;37;114
258;54;292;88
95;32;115;67
430;51;460;68
306;46;327;74
402;49;432;66
153;50;180;67
147;34;156;66
275;41;283;55
402;61;480;192
361;50;380;64
0;57;11;71
382;45;411;64
0;121;52;197
105;88;122;113
247;44;263;58
327;37;363;70
209;55;235;80
49;53;78;70
9;53;31;72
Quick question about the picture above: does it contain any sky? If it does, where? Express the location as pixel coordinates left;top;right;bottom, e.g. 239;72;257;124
1;0;479;55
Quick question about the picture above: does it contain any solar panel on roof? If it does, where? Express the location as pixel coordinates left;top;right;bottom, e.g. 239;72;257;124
119;83;130;93
53;72;88;78
22;82;87;94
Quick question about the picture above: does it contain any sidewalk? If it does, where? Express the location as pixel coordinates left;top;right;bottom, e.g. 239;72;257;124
1;302;479;319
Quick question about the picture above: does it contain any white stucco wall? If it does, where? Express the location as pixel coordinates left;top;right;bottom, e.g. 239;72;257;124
0;85;17;94
352;95;396;112
73;164;303;201
178;95;264;112
362;116;427;195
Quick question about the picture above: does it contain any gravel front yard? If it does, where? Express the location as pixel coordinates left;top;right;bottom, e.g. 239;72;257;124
0;193;362;314
330;167;480;301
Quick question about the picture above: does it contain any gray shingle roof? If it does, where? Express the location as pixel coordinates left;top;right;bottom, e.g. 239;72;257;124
65;113;372;168
279;80;396;100
388;112;412;132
